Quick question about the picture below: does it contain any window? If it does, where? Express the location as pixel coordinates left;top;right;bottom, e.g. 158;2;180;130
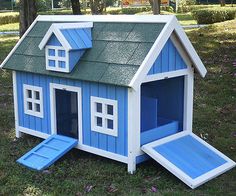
46;46;68;72
91;96;118;137
23;84;43;118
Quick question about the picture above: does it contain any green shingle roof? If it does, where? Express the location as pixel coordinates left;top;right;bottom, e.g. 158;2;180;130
3;21;165;87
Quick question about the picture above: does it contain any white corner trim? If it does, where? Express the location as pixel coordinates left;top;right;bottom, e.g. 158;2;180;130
23;84;44;118
37;14;175;23
49;83;83;144
127;87;141;173
173;17;207;77
90;96;118;137
0;15;40;68
129;16;176;91
17;126;128;163
183;69;194;131
13;71;21;138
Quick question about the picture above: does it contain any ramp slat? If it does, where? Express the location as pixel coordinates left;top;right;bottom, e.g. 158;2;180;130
17;134;77;171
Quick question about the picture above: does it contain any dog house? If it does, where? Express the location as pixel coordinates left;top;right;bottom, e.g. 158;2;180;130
1;15;235;189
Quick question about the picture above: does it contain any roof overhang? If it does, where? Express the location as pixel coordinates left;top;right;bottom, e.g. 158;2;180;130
0;15;207;88
129;16;207;91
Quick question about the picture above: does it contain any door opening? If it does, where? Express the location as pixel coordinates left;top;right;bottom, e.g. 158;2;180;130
56;89;78;139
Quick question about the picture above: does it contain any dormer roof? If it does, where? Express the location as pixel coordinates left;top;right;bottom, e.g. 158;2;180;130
39;22;93;50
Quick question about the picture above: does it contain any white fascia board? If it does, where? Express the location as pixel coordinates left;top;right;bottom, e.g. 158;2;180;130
37;14;174;23
129;16;176;91
172;17;207;77
53;22;93;29
39;24;72;50
0;15;40;68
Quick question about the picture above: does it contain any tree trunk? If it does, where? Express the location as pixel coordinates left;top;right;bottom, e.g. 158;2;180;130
153;0;161;15
149;0;153;9
90;0;105;14
219;0;226;6
71;0;82;15
19;0;37;37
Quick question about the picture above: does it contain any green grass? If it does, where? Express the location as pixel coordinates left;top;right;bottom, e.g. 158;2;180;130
0;22;19;31
0;20;236;195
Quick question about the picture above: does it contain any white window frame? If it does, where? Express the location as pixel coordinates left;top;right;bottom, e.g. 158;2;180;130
23;84;43;118
45;45;69;73
91;96;118;137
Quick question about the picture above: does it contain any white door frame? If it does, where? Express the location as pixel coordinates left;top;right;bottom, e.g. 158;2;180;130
50;83;83;144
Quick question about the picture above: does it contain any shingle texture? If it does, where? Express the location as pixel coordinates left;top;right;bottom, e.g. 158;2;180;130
3;21;165;86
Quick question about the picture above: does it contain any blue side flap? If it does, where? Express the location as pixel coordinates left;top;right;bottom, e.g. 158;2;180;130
17;134;77;171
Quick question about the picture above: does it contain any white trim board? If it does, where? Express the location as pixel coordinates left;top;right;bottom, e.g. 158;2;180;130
141;131;236;189
37;15;175;23
49;83;83;144
13;71;22;138
17;126;128;164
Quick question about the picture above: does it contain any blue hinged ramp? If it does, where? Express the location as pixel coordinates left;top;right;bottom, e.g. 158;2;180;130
141;131;236;189
17;134;77;171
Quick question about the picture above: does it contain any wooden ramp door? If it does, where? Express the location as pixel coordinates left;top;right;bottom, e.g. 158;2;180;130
141;131;235;189
17;134;77;171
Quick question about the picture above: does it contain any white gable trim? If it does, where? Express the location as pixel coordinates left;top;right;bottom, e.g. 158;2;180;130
172;17;207;77
129;16;176;91
38;24;72;50
129;17;207;90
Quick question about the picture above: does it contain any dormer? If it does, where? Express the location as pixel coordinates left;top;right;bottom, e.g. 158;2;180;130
39;22;93;73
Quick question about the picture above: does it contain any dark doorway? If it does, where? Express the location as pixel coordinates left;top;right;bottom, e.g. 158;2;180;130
56;89;78;139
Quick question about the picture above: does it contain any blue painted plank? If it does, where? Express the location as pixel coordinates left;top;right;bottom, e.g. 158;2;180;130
141;96;158;131
47;34;62;46
116;86;126;156
98;83;108;151
17;134;77;170
82;81;91;145
168;41;176;71
154;135;227;179
90;83;99;148
141;119;179;145
161;42;169;73
107;86;116;153
136;154;150;164
148;39;188;75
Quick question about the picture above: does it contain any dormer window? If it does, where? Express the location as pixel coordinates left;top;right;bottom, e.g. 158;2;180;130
46;46;68;72
39;22;93;74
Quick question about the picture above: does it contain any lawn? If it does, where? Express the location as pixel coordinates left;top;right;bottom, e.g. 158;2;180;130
0;19;236;195
0;22;19;31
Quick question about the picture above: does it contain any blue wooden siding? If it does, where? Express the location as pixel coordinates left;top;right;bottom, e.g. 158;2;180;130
148;39;187;75
141;76;185;132
16;71;128;156
47;34;62;46
69;50;85;72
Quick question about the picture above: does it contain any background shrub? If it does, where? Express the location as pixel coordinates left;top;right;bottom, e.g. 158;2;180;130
192;8;236;24
121;7;152;14
0;12;19;25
